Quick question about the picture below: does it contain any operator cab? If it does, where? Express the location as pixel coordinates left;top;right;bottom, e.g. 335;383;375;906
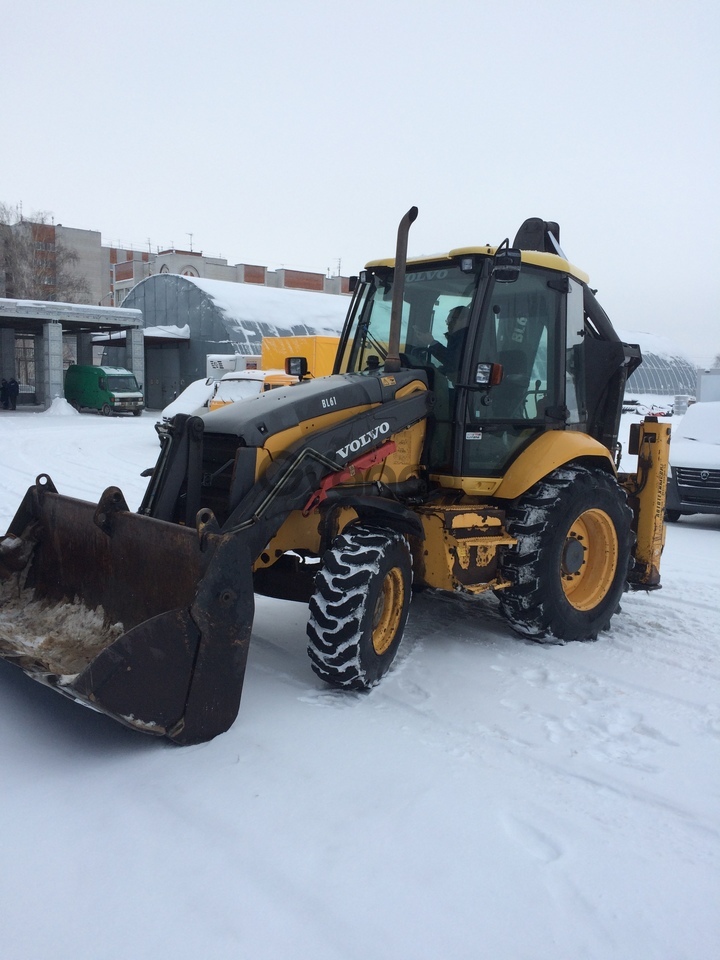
336;219;636;479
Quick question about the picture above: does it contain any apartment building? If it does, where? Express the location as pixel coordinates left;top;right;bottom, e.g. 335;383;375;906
1;215;351;306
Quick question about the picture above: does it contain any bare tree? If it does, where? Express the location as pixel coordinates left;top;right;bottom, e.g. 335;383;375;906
1;203;91;303
713;353;720;369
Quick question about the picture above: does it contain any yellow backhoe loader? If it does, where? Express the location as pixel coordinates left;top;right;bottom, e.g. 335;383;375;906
0;208;669;744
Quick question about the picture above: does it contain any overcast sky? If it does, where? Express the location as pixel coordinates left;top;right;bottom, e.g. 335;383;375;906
2;0;718;365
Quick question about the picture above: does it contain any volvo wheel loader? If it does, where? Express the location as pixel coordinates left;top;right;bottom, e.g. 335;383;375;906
0;208;670;744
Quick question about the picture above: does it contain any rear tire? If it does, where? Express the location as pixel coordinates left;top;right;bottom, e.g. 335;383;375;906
307;524;412;689
498;465;633;642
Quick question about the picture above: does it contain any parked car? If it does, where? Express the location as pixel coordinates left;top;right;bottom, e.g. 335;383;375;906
154;369;297;442
207;369;295;411
665;401;720;521
154;377;217;441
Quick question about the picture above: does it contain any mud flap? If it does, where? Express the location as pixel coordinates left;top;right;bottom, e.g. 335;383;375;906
1;477;255;744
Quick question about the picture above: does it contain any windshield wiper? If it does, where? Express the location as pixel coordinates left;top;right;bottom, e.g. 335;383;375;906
358;321;388;361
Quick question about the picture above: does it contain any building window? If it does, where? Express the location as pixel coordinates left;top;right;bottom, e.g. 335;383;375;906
15;337;35;389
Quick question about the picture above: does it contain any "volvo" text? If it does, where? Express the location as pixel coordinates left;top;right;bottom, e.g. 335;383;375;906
336;422;391;459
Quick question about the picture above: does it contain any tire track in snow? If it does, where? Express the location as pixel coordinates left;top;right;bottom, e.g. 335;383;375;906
350;585;720;873
377;681;720;868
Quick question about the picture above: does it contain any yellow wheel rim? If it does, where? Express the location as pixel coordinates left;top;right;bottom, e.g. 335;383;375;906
372;566;405;655
561;508;619;611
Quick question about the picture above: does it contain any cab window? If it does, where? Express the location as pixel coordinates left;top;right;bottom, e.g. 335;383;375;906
469;268;562;423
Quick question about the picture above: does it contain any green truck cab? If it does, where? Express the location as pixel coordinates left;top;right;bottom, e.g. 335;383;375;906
64;365;144;416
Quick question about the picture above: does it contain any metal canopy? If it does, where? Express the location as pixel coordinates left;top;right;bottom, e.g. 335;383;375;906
0;298;143;335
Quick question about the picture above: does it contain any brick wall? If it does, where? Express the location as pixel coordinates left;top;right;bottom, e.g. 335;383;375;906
277;269;324;291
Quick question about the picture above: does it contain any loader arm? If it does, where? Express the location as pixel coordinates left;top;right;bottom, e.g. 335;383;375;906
0;370;430;745
143;370;431;552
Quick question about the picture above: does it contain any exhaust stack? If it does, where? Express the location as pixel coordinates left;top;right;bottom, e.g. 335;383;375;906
384;205;418;373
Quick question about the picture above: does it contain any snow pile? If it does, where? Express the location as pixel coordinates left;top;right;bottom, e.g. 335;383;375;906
0;577;122;676
41;396;79;417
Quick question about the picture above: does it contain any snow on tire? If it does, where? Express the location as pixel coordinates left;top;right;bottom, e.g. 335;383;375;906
497;465;633;642
306;524;412;690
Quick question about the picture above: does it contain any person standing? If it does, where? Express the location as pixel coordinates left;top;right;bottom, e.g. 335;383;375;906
7;377;19;410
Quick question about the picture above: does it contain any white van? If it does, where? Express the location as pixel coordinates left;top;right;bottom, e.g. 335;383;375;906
665;401;720;521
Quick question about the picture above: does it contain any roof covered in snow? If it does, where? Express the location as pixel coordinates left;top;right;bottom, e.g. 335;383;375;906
619;329;698;396
116;274;352;406
131;274;350;337
617;329;695;365
121;274;350;360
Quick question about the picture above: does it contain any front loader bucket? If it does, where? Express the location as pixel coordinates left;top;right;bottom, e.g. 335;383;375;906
0;476;254;744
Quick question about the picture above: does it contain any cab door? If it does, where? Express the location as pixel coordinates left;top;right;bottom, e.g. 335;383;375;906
457;265;567;476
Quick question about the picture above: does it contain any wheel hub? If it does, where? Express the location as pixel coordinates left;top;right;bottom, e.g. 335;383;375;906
372;566;405;655
561;508;619;611
562;536;586;575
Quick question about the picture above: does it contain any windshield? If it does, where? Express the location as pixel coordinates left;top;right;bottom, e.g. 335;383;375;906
340;262;482;380
214;379;265;403
107;375;139;392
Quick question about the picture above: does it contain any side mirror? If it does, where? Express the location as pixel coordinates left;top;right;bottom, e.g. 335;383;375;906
475;362;504;386
285;356;308;380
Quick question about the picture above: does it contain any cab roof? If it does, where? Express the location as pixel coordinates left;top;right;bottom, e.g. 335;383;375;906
365;246;589;284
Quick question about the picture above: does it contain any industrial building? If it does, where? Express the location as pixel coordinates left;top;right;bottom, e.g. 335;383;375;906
621;330;699;398
103;274;350;409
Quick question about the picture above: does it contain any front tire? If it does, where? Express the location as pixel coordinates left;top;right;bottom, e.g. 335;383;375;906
498;465;633;642
307;524;412;689
101;403;112;416
665;509;681;523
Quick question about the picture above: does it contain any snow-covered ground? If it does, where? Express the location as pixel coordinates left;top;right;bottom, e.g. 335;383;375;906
0;404;718;960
